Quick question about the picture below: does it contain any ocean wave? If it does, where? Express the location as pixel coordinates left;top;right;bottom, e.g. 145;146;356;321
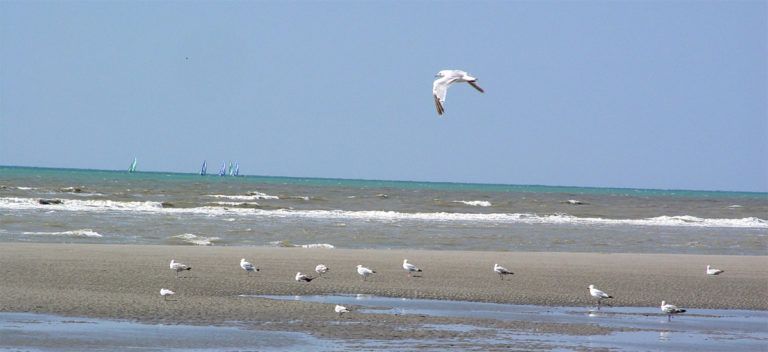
23;229;103;238
1;196;766;229
269;240;335;248
169;233;220;246
453;200;492;207
208;192;279;201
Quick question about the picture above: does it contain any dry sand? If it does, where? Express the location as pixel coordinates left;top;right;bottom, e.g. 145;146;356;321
1;243;766;342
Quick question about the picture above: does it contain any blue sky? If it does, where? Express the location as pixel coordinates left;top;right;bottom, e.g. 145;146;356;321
1;1;766;192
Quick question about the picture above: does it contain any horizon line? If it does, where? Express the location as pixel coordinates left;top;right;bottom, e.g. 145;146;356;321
1;164;766;195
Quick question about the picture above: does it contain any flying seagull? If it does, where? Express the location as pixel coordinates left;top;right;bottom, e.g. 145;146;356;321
588;284;613;310
240;258;259;273
706;265;724;275
170;259;191;277
402;259;422;276
493;263;514;280
432;69;484;115
357;264;376;281
660;300;686;321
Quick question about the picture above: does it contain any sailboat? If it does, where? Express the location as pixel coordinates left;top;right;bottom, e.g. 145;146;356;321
218;161;226;176
232;161;239;177
228;161;234;176
128;157;137;173
200;160;207;176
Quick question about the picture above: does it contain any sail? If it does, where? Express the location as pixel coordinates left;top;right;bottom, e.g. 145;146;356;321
233;162;239;177
228;162;233;176
129;157;137;173
200;160;207;176
218;162;226;176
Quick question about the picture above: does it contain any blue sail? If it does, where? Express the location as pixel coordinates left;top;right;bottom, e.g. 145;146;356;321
233;162;239;177
200;160;207;176
218;162;226;176
128;157;137;173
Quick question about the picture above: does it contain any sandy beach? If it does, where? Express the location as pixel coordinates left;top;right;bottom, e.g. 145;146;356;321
2;243;766;347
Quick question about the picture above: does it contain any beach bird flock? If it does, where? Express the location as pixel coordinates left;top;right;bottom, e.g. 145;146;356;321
161;257;724;320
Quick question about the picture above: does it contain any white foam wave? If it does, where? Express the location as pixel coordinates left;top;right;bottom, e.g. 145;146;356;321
23;229;103;238
213;201;261;207
300;243;335;249
170;233;220;246
0;197;163;212
208;192;279;201
1;196;766;229
268;240;335;248
453;200;492;207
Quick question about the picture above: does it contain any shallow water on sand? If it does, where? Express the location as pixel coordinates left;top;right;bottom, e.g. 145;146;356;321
254;294;768;352
4;293;767;352
0;312;336;352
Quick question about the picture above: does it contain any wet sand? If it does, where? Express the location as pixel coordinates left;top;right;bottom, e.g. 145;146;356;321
1;243;766;346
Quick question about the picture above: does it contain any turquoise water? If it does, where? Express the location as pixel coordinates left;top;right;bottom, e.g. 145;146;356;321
4;165;765;198
1;166;766;254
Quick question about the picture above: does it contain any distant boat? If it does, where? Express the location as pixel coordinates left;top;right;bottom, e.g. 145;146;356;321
218;162;226;176
232;161;239;177
200;160;207;176
228;161;234;176
128;157;137;173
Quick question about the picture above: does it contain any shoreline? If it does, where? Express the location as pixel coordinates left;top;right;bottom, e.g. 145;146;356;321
3;242;767;349
2;243;766;322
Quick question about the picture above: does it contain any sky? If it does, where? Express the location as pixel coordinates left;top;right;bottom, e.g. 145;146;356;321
1;1;766;192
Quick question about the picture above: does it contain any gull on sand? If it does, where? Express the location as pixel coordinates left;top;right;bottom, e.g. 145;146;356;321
357;264;376;281
660;300;686;321
170;259;191;277
432;69;484;116
588;284;613;310
160;288;175;300
335;304;350;316
493;264;514;280
315;264;329;277
706;265;724;275
402;259;422;276
295;272;315;282
240;258;259;273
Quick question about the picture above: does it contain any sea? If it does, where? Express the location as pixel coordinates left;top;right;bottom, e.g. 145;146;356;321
1;166;766;255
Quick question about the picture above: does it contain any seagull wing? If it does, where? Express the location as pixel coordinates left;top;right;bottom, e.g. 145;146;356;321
468;81;484;93
433;76;456;115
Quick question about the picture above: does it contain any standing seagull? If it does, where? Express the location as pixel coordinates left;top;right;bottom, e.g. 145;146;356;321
315;264;329;277
169;259;191;277
493;264;514;280
432;69;484;115
660;300;686;321
335;304;350;316
402;259;422;276
588;284;613;310
357;264;376;281
295;272;315;282
240;258;259;274
160;288;175;301
706;265;724;275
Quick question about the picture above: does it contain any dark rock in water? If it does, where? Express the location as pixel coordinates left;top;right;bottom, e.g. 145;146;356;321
39;199;63;205
161;202;174;208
